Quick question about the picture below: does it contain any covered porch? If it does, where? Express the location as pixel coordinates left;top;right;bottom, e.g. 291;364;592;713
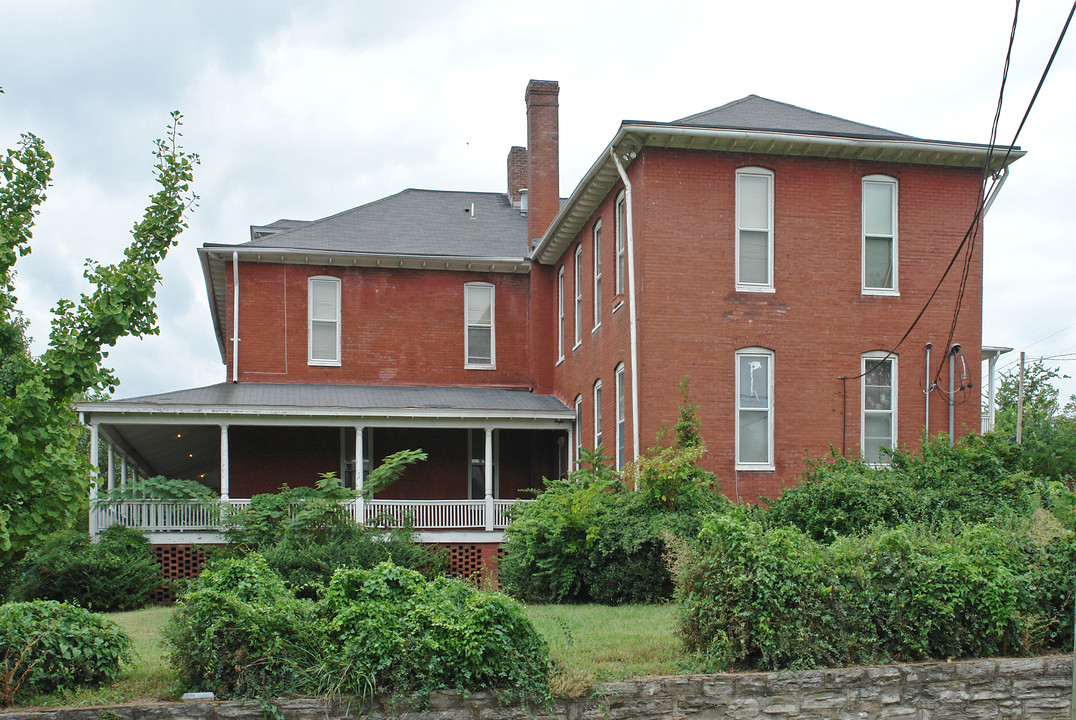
78;383;575;544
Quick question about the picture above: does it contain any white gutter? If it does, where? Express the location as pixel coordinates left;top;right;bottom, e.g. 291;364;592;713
231;251;239;383
610;149;641;463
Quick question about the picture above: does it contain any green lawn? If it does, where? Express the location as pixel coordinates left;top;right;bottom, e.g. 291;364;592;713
16;602;687;706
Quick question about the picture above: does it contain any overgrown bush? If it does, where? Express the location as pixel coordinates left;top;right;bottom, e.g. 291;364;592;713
12;525;160;611
165;553;325;698
167;556;549;703
767;434;1063;541
0;600;132;705
326;562;549;701
676;513;1076;671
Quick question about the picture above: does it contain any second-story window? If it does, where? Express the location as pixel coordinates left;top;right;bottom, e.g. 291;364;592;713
615;191;627;295
308;276;341;366
465;283;495;368
862;175;898;294
736;167;774;291
557;267;565;362
593;220;602;328
574;245;583;348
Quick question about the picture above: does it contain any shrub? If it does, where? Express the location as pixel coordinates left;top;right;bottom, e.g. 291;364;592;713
768;434;1051;541
0;600;132;704
165;554;325;699
325;562;549;701
676;513;1076;671
13;525;160;611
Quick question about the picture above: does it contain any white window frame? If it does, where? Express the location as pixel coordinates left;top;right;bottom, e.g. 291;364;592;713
735;347;774;470
574;395;583;469
862;352;897;466
308;275;341;366
862;175;899;296
464;282;495;369
593;379;603;449
615;191;627;295
557;266;565;363
735;167;775;292
615;363;626;470
593;220;602;329
573;245;583;349
467;428;499;499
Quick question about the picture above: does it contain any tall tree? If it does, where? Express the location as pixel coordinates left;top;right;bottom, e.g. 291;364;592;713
992;360;1076;482
0;112;197;564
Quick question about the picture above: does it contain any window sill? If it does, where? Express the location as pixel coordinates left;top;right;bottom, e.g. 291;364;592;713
556;357;565;367
572;341;582;352
592;324;601;334
465;364;497;371
612;300;625;314
308;360;341;367
735;464;775;472
862;288;900;297
734;285;775;294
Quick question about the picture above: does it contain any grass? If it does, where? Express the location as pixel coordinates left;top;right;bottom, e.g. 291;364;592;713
524;603;689;697
13;602;687;706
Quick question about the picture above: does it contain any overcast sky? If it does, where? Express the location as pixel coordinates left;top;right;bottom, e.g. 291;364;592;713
1;0;1074;407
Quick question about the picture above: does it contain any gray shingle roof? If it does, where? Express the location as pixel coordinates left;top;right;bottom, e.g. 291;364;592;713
237;189;528;259
85;382;571;417
673;95;913;140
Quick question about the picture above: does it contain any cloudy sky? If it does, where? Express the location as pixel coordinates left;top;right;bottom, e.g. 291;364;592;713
2;0;1074;406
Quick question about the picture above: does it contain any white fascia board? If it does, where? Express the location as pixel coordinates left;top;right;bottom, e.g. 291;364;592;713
532;123;1026;265
78;405;574;429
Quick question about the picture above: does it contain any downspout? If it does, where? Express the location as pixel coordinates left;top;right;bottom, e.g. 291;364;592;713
611;148;641;464
231;251;240;383
982;166;1009;217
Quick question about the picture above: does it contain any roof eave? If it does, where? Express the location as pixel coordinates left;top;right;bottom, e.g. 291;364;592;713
531;123;1027;265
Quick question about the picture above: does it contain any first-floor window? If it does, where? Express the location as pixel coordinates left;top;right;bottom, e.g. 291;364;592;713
862;353;896;464
308;276;341;365
593;380;603;449
465;283;495;367
735;348;774;469
468;429;499;499
615;363;626;469
574;395;583;469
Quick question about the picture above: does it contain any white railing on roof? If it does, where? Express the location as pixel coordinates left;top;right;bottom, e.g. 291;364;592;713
90;497;522;537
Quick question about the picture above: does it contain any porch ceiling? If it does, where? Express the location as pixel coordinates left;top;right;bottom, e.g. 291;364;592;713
100;422;221;488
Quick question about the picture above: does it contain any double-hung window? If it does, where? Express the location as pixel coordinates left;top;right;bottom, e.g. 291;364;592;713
862;175;898;294
735;167;774;291
465;283;495;368
735;348;774;469
615;363;626;469
615;192;627;295
574;245;583;348
593;221;602;328
557;267;565;362
308;276;341;366
468;429;498;499
862;353;896;464
593;379;603;449
574;395;583;469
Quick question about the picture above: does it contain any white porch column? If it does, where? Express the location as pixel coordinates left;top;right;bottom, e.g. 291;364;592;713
220;424;230;501
484;426;494;532
88;422;99;539
355;425;365;525
120;457;127;488
107;446;115;492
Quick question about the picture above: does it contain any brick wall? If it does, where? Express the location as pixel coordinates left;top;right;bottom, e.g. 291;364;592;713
555;148;984;502
224;263;533;388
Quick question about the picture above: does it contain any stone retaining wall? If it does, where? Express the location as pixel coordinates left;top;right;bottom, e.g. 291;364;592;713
4;656;1071;720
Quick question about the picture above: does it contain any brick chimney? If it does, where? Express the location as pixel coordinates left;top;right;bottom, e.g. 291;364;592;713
524;79;559;395
507;146;528;209
525;80;559;249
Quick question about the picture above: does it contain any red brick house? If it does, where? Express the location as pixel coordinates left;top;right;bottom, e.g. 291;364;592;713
79;80;1022;561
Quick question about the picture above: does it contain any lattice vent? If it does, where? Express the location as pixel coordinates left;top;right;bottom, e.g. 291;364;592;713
150;544;214;604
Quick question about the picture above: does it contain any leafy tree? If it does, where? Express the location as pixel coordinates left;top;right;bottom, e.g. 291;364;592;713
0;113;198;565
992;361;1076;482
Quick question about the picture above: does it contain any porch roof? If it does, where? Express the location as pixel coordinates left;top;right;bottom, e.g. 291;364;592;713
78;382;574;425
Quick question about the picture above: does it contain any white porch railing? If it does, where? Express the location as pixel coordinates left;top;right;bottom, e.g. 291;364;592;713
90;497;525;537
